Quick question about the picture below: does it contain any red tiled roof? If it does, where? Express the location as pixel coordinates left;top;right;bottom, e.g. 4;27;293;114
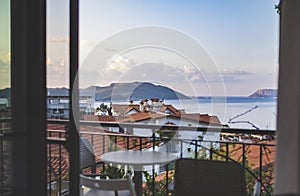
125;105;140;114
124;112;167;122
160;104;181;115
97;115;118;122
83;114;99;121
109;103;221;125
224;140;276;189
176;113;222;125
225;140;276;170
112;104;140;116
48;155;69;182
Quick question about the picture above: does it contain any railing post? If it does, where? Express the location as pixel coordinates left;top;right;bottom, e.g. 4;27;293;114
102;135;105;154
127;136;130;150
152;129;156;151
180;141;183;158
226;143;229;161
139;137;142;151
194;140;198;159
242;144;246;167
209;142;213;160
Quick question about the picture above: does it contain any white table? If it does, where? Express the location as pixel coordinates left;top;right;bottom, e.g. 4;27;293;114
100;150;177;196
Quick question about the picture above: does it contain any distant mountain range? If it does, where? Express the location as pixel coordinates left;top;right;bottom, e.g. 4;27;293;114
0;82;189;101
81;82;190;101
249;89;277;98
0;85;278;100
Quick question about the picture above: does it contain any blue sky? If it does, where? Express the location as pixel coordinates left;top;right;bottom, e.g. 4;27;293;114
0;0;280;96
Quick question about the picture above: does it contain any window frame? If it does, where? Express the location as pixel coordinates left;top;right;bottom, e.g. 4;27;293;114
11;0;80;195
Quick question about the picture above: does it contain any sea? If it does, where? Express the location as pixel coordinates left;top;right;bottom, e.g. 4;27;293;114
94;97;277;130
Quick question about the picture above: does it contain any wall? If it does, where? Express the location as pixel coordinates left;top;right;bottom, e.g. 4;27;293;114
275;1;300;194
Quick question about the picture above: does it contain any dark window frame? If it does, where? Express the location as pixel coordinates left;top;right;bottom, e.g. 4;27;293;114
11;0;80;195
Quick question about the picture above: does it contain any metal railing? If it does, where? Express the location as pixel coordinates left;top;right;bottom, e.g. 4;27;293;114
0;110;11;195
47;120;276;196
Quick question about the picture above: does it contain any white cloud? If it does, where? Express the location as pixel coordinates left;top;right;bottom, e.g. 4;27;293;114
47;58;67;74
106;55;135;73
221;69;252;75
47;37;69;43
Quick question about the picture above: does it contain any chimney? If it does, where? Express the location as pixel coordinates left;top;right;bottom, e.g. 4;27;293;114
143;99;149;112
139;101;144;112
150;98;162;112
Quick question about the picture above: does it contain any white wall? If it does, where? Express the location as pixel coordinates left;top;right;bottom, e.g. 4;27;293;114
275;1;300;194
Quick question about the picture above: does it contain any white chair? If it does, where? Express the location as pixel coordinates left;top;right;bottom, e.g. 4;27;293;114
80;174;136;196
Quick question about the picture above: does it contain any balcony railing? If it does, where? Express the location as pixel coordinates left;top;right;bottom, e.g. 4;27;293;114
47;120;276;196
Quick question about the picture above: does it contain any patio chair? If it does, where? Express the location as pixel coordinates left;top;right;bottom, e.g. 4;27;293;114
80;137;106;178
80;137;136;196
80;174;136;196
80;137;104;173
173;158;246;196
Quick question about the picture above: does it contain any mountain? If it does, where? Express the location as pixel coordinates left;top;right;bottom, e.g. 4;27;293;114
81;82;190;101
0;82;190;101
47;87;69;96
0;88;10;98
249;89;277;98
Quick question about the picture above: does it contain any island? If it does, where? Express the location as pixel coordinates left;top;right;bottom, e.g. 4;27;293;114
249;89;277;98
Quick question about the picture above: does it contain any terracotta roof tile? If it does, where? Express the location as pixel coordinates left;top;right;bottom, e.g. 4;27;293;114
170;113;222;125
160;104;181;115
126;112;167;122
112;104;140;116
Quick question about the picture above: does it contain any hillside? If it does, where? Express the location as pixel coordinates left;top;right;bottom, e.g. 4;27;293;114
249;89;277;98
81;82;190;101
0;82;190;101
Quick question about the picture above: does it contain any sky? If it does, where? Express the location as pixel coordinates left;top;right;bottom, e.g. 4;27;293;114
0;0;10;89
1;0;280;96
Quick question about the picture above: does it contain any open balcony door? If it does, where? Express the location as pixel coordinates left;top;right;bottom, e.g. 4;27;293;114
11;0;80;195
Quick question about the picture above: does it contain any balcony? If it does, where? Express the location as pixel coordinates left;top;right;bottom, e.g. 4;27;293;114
46;120;276;196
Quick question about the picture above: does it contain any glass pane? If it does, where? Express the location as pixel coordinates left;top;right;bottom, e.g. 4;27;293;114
80;1;279;195
79;0;279;130
47;0;70;120
46;0;70;195
0;0;11;194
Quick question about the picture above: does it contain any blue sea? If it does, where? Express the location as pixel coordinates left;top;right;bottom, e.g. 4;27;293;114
164;97;277;130
95;97;277;130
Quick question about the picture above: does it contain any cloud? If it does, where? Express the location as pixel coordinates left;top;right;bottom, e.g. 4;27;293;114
188;69;255;84
46;55;69;87
47;37;69;43
47;58;67;74
220;69;253;76
1;52;10;65
106;55;135;73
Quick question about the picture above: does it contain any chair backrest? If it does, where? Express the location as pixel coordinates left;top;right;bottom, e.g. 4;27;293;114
80;174;136;196
253;181;261;196
80;137;96;171
174;158;246;196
